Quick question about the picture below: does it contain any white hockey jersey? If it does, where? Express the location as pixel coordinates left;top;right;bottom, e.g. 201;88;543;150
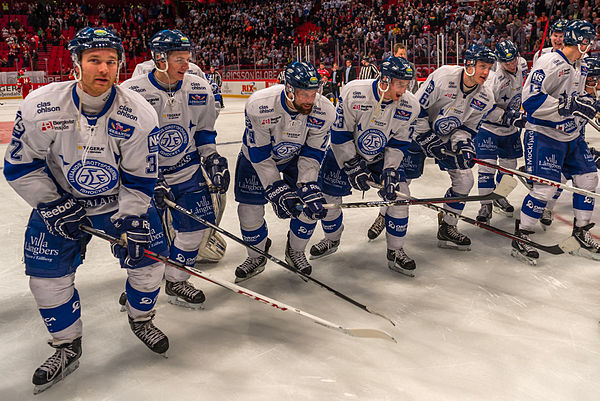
3;81;160;219
480;56;529;136
242;84;336;188
532;47;555;64
522;50;588;142
330;79;420;170
415;65;495;143
122;71;218;185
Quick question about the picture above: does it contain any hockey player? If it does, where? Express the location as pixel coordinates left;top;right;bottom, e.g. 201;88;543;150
122;29;229;308
311;57;420;275
413;44;496;250
233;61;335;281
3;27;169;393
532;19;568;64
206;66;224;108
475;39;528;224
17;68;32;98
513;20;600;264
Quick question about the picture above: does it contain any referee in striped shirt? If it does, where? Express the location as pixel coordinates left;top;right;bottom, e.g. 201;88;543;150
358;56;380;80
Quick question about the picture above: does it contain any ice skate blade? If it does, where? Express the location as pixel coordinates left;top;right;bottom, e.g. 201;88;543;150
309;247;338;260
167;296;205;310
510;248;538;265
387;261;415;277
437;240;471;251
569;248;600;261
492;205;513;217
476;217;490;225
33;360;80;395
234;265;265;283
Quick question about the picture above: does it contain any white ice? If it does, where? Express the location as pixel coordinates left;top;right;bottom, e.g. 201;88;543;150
2;97;600;401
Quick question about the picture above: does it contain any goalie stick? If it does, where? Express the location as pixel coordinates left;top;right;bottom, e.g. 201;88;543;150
80;225;396;343
164;199;396;327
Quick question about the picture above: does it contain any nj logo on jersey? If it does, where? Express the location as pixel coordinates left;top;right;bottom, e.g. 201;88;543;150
307;116;326;129
67;160;119;195
357;129;387;155
188;93;207;106
107;119;135;139
157;124;189;157
393;109;412;121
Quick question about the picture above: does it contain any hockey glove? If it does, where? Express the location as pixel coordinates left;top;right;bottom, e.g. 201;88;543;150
111;215;151;268
343;154;372;191
589;147;600;169
378;168;406;201
297;181;327;220
414;130;447;160
153;174;175;210
558;93;598;120
37;193;90;240
454;139;476;169
501;109;526;129
265;180;302;219
203;153;230;193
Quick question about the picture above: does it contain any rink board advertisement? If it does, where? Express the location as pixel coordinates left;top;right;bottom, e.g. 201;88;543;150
0;84;21;99
221;81;277;98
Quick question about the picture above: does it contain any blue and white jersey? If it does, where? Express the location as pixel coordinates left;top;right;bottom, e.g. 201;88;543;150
122;71;218;186
532;47;555;64
241;84;336;189
3;81;160;219
415;65;495;142
480;56;529;136
522;50;588;142
330;79;420;170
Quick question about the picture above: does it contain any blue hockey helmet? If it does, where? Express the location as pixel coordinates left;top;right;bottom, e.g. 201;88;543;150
150;29;192;55
464;44;497;65
586;56;600;78
68;27;124;62
495;39;519;63
379;56;414;81
550;19;569;33
563;20;596;47
284;61;321;90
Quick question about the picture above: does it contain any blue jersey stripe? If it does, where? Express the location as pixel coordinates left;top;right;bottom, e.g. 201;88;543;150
194;130;217;146
3;159;45;181
300;145;325;163
331;129;353;145
248;143;273;164
120;170;156;197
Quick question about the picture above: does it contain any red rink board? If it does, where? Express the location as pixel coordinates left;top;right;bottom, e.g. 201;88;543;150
0;121;13;144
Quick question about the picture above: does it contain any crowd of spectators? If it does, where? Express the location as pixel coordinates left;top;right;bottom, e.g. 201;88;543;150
1;0;599;74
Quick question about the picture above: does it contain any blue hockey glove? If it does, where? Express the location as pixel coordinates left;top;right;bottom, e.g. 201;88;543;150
454;139;476;169
265;180;302;219
343;154;372;191
297;181;327;220
558;93;598;120
153;174;175;210
501;109;526;129
414;130;447;160
37;193;90;240
111;215;151;268
589;147;600;169
203;153;230;193
378;168;406;201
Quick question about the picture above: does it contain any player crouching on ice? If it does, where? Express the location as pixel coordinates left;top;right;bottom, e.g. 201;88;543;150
312;56;421;276
3;27;170;394
513;20;600;264
122;29;229;309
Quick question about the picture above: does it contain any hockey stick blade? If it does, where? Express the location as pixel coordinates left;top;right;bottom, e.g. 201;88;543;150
80;225;396;342
165;199;396;327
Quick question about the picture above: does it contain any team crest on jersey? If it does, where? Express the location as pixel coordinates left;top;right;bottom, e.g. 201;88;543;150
12;110;25;139
107;119;135;139
272;142;302;159
530;70;545;89
357;129;387;155
433;116;461;136
470;98;487;111
188;93;207;105
148;127;160;152
157;124;189;157
307;116;325;128
67;160;119;196
393;109;412;121
507;94;522;111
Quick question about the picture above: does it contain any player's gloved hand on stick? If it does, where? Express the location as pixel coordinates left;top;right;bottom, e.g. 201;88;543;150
589;147;600;169
203;153;230;193
297;181;327;220
153;174;175;210
111;215;151;268
558;93;599;120
265;180;302;219
454;139;476;169
37;193;90;240
378;168;406;201
343;154;372;191
414;130;447;160
501;109;526;129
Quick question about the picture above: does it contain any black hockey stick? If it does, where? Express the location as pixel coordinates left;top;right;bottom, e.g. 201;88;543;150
369;183;579;255
164;199;396;327
80;225;396;342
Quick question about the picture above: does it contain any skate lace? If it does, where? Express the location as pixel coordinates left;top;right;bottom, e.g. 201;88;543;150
133;319;164;347
393;249;411;263
40;345;76;379
494;197;511;209
238;256;265;274
371;215;386;231
541;209;552;220
288;247;311;270
171;281;201;299
446;225;467;241
313;238;337;252
581;226;600;250
519;232;537;252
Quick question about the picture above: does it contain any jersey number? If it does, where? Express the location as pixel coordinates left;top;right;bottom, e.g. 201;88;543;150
146;154;157;174
9;138;22;161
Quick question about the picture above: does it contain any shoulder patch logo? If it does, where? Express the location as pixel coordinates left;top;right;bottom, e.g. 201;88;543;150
188;93;207;106
393;109;412;121
307;116;326;129
107;119;135;139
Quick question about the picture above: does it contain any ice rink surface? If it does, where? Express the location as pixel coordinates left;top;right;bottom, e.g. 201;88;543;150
2;96;600;400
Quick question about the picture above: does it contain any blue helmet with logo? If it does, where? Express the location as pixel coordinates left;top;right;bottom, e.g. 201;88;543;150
464;44;497;65
550;19;569;33
563;20;596;46
284;61;321;90
68;27;124;62
586;56;600;78
150;29;192;55
379;56;414;80
495;39;519;63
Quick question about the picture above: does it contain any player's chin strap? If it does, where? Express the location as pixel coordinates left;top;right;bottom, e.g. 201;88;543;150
579;43;591;55
371;76;390;122
284;83;295;104
153;52;176;106
463;61;475;77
